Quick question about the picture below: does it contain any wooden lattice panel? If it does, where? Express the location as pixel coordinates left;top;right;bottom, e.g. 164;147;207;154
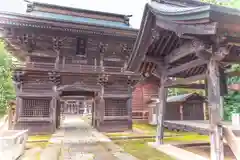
21;98;51;117
105;99;127;116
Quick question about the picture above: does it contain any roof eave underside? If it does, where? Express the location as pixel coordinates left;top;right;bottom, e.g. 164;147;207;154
127;0;240;73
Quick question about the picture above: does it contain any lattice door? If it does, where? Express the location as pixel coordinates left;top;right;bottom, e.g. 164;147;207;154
21;98;50;118
105;99;127;116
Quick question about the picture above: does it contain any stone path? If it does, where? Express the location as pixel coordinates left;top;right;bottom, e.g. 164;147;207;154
50;115;138;160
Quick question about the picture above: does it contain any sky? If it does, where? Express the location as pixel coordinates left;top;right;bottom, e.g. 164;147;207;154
1;0;151;29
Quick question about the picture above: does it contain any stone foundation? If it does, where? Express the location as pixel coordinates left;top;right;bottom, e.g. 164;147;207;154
14;121;55;135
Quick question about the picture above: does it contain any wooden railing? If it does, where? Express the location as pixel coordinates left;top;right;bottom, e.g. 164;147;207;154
15;62;125;73
223;126;240;159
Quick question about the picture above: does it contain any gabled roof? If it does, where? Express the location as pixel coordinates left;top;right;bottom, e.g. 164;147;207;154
0;1;138;37
25;1;131;29
26;1;130;20
167;93;194;103
149;92;205;104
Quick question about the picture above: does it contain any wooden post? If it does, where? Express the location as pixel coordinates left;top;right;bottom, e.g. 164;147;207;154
55;50;60;70
180;104;183;120
156;71;167;144
62;56;65;69
127;85;133;130
8;106;13;129
207;59;224;160
99;85;105;123
91;98;95;126
15;97;20;123
204;79;208;120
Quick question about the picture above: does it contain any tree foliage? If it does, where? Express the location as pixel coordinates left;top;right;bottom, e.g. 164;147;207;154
0;42;15;112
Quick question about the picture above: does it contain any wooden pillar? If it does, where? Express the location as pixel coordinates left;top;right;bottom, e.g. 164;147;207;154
204;79;208;120
99;85;105;123
91;99;95;126
207;59;224;160
8;106;13;130
62;56;65;69
180;104;184;120
127;85;133;130
156;72;167;144
14;81;22;123
55;50;60;70
15;96;21;123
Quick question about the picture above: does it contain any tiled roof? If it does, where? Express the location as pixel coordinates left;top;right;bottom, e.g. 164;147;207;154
150;93;203;103
27;11;130;29
167;93;193;103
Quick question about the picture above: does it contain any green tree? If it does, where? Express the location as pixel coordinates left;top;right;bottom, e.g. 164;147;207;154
0;42;15;112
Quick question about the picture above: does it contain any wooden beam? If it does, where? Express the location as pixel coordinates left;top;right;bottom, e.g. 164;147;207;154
168;83;205;89
165;40;205;64
144;55;163;65
164;74;206;87
167;59;207;76
152;70;161;79
223;126;240;159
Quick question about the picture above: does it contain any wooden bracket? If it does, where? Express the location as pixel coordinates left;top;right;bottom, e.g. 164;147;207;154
99;42;108;53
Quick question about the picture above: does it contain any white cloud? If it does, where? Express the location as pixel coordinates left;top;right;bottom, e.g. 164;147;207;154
1;0;150;28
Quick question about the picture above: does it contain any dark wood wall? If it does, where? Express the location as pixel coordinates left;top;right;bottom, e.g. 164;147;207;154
165;103;181;120
132;80;158;121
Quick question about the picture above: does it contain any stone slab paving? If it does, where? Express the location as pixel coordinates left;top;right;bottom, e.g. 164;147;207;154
50;115;138;160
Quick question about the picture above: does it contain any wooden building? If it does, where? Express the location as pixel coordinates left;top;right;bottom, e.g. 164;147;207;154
126;0;240;159
148;93;205;125
132;75;158;122
0;1;140;133
131;75;205;122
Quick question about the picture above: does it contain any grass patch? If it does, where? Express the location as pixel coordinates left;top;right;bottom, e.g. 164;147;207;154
26;135;52;149
105;132;142;138
28;135;52;142
133;123;201;136
164;134;209;143
113;133;209;160
115;139;175;160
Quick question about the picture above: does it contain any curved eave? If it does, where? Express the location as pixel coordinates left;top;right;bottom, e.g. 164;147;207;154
127;4;151;72
151;0;240;28
127;0;240;74
0;11;138;38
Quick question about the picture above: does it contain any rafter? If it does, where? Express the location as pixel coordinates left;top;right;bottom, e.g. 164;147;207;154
144;55;164;65
167;59;208;76
165;40;206;64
